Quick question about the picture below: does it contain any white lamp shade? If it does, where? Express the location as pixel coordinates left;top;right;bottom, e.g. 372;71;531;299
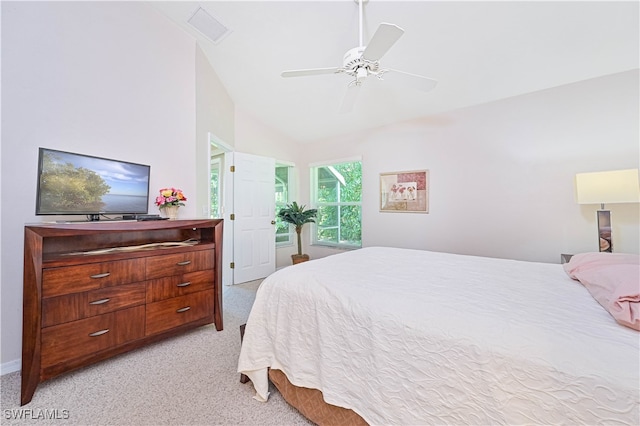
575;169;640;204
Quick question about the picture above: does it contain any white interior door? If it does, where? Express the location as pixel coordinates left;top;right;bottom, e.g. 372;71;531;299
222;151;234;287
232;152;276;284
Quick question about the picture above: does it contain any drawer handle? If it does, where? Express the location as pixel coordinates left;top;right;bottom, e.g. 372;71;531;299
176;282;191;288
176;260;191;266
88;329;110;337
90;272;111;279
176;306;191;313
89;298;110;305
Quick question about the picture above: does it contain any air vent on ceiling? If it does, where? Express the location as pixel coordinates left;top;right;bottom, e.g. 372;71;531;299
187;7;231;45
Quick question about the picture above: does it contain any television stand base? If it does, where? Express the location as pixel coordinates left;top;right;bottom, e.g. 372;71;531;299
122;214;163;221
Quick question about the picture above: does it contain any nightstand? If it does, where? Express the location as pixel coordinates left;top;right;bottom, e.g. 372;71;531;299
560;254;573;264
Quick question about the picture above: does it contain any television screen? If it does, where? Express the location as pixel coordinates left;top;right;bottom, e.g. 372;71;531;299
36;148;150;217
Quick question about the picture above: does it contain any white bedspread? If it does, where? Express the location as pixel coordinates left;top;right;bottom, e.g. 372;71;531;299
238;247;640;425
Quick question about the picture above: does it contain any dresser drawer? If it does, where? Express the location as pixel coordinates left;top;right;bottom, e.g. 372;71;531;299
42;283;146;328
42;259;145;298
41;306;145;369
145;250;214;280
146;270;214;303
145;291;214;336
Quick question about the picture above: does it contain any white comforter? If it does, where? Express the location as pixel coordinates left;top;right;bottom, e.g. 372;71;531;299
237;247;639;425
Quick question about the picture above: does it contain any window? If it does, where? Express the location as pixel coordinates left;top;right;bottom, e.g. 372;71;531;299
210;156;221;218
311;159;362;248
275;164;293;246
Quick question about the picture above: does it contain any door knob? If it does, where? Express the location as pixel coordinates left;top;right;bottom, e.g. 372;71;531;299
271;220;276;225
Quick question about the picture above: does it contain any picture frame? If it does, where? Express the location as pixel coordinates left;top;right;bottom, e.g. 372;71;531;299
380;169;429;213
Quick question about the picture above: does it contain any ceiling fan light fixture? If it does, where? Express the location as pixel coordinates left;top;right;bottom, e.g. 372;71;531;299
280;0;437;111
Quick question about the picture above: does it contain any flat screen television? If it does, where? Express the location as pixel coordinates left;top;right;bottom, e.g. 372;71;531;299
36;147;151;220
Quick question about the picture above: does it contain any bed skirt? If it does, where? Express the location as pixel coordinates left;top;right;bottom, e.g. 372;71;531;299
269;369;367;426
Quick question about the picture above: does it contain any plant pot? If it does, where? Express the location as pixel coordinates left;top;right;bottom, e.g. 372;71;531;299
162;205;180;220
291;254;310;264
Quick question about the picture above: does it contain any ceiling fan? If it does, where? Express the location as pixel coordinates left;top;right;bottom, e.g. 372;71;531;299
281;0;437;113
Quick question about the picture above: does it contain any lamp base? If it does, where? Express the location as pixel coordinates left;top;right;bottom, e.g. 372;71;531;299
597;210;612;253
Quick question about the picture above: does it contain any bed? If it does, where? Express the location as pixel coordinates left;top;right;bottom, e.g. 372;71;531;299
237;247;640;425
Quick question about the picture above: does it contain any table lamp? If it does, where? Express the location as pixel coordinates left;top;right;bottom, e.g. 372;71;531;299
575;168;640;252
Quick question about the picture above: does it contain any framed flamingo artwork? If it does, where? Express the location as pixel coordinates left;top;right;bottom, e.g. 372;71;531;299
380;170;429;213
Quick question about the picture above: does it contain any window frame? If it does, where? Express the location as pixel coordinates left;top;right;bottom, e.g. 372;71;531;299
275;162;295;247
310;156;362;249
209;156;222;218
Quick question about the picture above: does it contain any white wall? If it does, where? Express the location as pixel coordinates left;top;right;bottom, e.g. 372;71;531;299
235;107;300;161
195;44;235;218
1;2;199;370
302;70;640;263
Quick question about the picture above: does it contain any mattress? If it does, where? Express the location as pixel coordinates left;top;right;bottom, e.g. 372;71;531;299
238;247;640;425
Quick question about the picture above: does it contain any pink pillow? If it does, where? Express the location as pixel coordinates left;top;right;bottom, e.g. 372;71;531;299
564;252;640;330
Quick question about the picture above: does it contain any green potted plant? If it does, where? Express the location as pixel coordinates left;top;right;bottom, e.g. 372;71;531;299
277;201;318;264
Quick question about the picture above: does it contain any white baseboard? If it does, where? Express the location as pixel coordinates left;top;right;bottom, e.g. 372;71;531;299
1;359;20;376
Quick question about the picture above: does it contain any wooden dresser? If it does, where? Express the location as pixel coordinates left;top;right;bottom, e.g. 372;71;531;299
21;219;223;405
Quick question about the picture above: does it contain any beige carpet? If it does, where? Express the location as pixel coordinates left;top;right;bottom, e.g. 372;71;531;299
0;280;313;425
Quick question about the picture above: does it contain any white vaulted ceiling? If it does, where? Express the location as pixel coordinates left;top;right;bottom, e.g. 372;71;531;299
151;1;639;143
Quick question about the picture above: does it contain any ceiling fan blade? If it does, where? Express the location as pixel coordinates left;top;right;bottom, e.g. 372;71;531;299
382;69;438;92
362;23;404;61
281;67;341;78
338;83;361;114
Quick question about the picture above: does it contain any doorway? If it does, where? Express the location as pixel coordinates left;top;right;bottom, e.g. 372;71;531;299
208;133;276;285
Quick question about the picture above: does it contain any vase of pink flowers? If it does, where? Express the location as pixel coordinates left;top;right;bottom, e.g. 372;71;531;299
155;187;187;220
